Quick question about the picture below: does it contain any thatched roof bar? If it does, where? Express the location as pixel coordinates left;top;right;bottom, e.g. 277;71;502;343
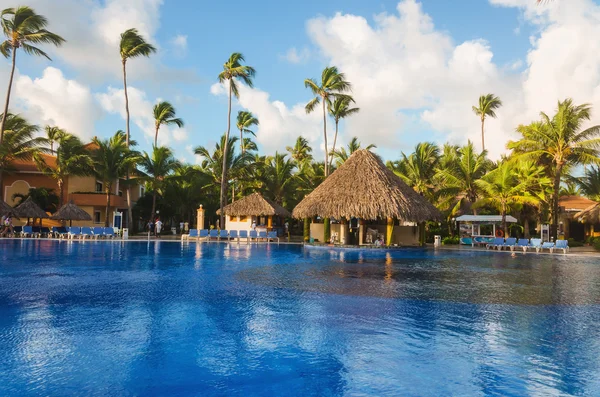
0;199;16;217
50;200;92;221
218;192;291;217
15;197;49;219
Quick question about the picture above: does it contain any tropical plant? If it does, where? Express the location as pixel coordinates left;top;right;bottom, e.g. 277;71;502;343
44;126;66;153
152;101;184;147
138;146;180;222
286;136;313;166
12;187;58;213
576;166;600;201
217;52;255;226
236;111;259;154
259;152;297;206
304;66;352;177
389;142;440;200
472;94;502;152
91;131;138;227
328;96;359;170
507;99;600;239
330;136;376;167
0;6;64;143
35;133;93;205
119;28;156;228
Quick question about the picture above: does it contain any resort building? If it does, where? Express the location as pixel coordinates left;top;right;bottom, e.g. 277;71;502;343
558;195;598;241
218;192;291;235
293;149;441;246
3;154;142;228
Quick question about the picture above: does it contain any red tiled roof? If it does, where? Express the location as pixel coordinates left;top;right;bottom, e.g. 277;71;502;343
559;195;597;211
12;153;56;172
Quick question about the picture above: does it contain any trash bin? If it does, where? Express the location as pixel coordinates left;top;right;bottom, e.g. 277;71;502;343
171;227;177;235
434;235;441;248
122;228;129;240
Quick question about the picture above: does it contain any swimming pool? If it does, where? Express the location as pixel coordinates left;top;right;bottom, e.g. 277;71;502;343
1;240;599;396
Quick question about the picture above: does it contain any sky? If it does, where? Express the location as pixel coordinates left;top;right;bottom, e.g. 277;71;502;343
2;0;600;163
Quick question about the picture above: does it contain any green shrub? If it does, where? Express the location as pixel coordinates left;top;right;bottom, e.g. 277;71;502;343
593;238;600;252
567;238;584;248
442;236;460;245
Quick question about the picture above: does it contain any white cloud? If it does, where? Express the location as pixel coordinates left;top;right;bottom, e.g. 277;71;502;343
171;34;188;50
281;47;310;64
14;67;100;140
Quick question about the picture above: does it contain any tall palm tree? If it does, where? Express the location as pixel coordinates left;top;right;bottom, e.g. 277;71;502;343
286;136;313;167
138;146;180;222
328;96;359;170
217;52;255;226
44;126;66;153
507;99;600;239
236;111;259;155
0;113;44;192
92;131;137;227
259;152;297;207
472;94;502;152
304;66;352;177
152;101;184;147
331;136;376;166
35;133;93;206
389;142;440;200
119;28;156;229
576;166;600;201
0;7;64;144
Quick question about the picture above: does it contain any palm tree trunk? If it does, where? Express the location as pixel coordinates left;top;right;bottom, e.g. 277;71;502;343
240;128;244;155
105;186;112;227
502;203;507;237
220;80;232;228
551;163;563;241
329;119;339;171
58;179;64;206
481;116;485;152
0;47;17;194
122;59;134;231
154;124;159;147
524;218;530;239
322;99;329;177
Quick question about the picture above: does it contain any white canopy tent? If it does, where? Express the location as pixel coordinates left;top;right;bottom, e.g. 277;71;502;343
455;215;518;246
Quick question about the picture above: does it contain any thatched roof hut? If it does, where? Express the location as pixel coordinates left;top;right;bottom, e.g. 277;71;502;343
575;202;600;223
15;197;49;219
293;149;441;221
51;201;92;222
218;193;291;217
0;199;16;217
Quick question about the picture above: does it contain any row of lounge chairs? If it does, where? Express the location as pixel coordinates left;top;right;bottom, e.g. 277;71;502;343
14;226;118;239
486;237;569;253
182;229;279;243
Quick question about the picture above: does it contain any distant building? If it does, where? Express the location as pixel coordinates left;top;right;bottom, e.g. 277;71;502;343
558;195;598;241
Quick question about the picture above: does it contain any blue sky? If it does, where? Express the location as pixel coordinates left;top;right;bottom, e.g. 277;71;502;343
3;0;600;162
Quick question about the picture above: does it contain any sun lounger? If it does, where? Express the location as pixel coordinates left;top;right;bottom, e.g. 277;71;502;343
501;237;517;251
516;238;529;252
552;239;569;254
199;229;209;241
68;227;82;239
181;229;198;241
12;226;22;237
267;231;279;244
52;226;69;238
92;227;104;239
258;231;267;242
31;227;42;238
229;230;238;243
209;229;219;241
239;230;248;243
219;230;229;241
249;230;258;242
528;238;542;252
103;227;116;239
540;242;554;253
487;237;504;250
81;227;93;239
39;227;51;238
21;226;33;238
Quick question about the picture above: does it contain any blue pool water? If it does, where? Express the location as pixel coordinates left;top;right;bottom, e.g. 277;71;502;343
1;240;600;396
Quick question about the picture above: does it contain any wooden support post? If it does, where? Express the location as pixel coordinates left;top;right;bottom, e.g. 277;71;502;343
386;217;394;246
303;217;310;242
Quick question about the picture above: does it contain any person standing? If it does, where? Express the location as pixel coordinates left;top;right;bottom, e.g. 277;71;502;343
155;218;162;238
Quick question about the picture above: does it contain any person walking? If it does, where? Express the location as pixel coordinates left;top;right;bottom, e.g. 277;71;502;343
155;218;163;238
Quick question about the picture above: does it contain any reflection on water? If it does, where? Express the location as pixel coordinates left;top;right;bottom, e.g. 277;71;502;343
0;240;599;396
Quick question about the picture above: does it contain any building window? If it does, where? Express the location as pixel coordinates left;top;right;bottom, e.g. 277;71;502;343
229;215;236;222
94;211;101;224
118;190;123;197
239;216;247;222
140;186;145;197
95;181;103;193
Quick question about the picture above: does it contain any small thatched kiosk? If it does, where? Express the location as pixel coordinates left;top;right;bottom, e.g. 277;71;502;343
51;200;92;226
293;149;441;246
0;199;16;217
218;192;291;234
575;202;600;239
15;197;49;225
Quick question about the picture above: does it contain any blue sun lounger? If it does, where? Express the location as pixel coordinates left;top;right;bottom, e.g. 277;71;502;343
81;227;93;239
103;227;116;239
487;237;504;250
52;226;69;239
181;229;198;241
199;229;209;241
93;227;104;239
258;231;267;242
209;229;219;241
21;226;33;238
229;230;238;243
501;237;517;251
239;230;248;243
249;230;258;242
553;239;569;254
528;238;542;252
68;227;82;239
267;231;279;244
540;241;555;253
516;238;529;252
219;230;229;241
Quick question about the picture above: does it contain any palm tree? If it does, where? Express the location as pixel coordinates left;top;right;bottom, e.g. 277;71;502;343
152;101;184;147
576;166;600;201
91;131;137;227
12;187;59;213
236;111;259;154
0;7;65;144
35;133;93;205
304;66;352;177
472;94;502;152
286;136;313;167
138;146;180;222
0;113;44;192
507;99;600;239
331;136;376;167
259;152;297;207
328;96;359;170
217;52;255;227
389;142;440;200
119;28;156;229
44;126;66;153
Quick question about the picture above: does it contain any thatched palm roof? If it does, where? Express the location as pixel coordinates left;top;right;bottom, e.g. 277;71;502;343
218;192;291;217
292;149;442;221
15;197;49;219
575;202;600;223
50;200;92;221
0;199;16;217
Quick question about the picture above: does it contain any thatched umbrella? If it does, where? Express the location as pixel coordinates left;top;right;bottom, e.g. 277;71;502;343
15;196;49;225
575;202;600;223
51;200;92;226
218;192;291;217
0;198;16;217
292;149;441;245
